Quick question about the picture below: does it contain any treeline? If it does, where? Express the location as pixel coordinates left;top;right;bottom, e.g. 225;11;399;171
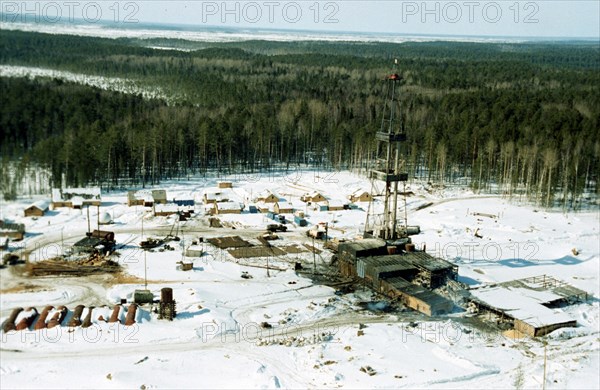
0;30;598;208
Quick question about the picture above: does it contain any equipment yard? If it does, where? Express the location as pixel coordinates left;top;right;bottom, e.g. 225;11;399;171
1;170;598;389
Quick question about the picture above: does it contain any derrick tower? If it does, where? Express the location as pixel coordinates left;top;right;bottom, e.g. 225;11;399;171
364;60;408;241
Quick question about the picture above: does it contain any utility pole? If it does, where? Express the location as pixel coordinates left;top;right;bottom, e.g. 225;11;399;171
312;235;316;275
86;205;91;234
542;342;548;390
144;250;148;290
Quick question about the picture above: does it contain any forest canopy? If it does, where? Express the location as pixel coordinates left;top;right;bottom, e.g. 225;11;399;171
0;30;598;208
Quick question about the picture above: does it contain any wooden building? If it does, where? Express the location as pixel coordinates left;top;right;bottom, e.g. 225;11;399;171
301;191;327;203
218;181;233;189
127;189;167;207
203;188;234;204
0;221;25;241
274;201;294;214
154;204;179;217
24;200;50;217
256;190;279;203
327;199;347;211
51;188;102;209
216;201;243;215
349;189;373;203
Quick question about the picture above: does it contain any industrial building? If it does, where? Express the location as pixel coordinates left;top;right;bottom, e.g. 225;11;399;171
337;239;458;316
469;275;587;337
72;230;116;254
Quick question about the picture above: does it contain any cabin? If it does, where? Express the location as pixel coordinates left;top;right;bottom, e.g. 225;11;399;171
51;188;101;209
349;189;372;203
203;203;216;216
24;200;50;217
301;191;327;203
0;221;25;241
218;181;233;189
154;204;179;217
203;188;234;204
274;201;294;214
127;189;167;207
216;201;243;215
327;199;347;211
255;201;270;213
255;190;279;204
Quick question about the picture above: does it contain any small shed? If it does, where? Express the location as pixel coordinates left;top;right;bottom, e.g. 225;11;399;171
185;245;204;257
274;201;294;214
203;188;232;204
349;189;372;203
52;187;102;208
152;190;168;204
0;221;25;241
328;199;346;211
301;191;327;203
154;204;179;217
216;201;243;215
315;201;329;212
128;189;168;207
24;200;50;217
218;181;233;189
255;201;270;213
256;190;279;204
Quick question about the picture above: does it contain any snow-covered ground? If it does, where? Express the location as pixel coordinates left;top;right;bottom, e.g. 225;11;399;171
0;21;527;44
0;65;172;102
1;170;599;389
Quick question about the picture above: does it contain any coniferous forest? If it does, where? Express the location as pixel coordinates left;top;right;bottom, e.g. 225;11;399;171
0;30;598;208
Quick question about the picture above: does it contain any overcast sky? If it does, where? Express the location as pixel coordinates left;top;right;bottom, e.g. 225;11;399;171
4;1;600;38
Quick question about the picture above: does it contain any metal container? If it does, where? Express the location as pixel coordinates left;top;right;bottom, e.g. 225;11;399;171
161;287;173;303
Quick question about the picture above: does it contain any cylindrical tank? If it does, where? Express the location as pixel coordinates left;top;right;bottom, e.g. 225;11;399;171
108;305;121;324
16;307;38;331
47;306;67;329
125;304;137;326
35;306;54;330
2;307;23;332
81;306;94;328
161;288;173;303
68;305;85;327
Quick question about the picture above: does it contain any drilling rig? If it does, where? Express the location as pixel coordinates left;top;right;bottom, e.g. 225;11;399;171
364;60;409;242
